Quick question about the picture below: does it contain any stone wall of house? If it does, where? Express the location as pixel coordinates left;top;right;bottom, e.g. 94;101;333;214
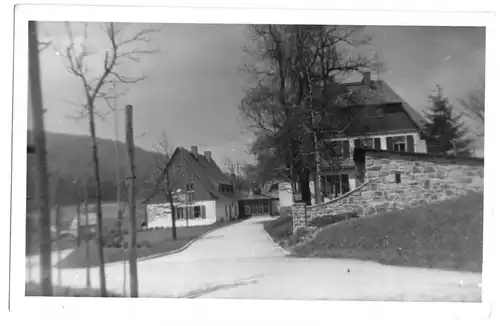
292;149;484;233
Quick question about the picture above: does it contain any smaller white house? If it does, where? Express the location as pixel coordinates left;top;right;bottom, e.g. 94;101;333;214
143;146;240;228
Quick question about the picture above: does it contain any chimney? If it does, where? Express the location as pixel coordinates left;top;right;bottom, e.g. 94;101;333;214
191;146;198;159
363;71;371;87
204;151;211;163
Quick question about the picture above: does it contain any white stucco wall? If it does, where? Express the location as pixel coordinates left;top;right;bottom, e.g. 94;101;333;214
146;199;217;228
215;200;239;222
377;132;426;153
278;182;294;208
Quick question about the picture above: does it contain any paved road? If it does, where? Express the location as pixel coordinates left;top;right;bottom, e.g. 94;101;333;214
26;216;482;301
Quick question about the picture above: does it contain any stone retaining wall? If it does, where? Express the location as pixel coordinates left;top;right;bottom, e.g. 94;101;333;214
292;149;484;233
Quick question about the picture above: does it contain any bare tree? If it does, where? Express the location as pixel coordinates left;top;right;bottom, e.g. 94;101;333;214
240;25;381;205
241;25;312;203
144;131;181;240
293;25;382;204
458;74;485;137
56;22;160;296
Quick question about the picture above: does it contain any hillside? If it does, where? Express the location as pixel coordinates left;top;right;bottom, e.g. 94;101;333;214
27;131;163;205
267;192;483;273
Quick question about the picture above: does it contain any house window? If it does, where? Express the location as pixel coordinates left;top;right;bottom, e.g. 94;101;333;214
393;136;406;152
176;207;184;220
194;206;201;218
332;141;342;157
362;138;374;149
359;137;381;150
186;182;194;192
395;173;401;184
330;140;350;158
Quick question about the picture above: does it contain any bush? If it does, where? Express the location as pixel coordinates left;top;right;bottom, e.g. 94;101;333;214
264;215;293;241
288;226;310;246
280;206;292;218
308;211;358;228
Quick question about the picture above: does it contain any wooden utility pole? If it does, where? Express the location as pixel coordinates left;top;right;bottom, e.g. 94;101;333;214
84;178;91;288
28;21;53;296
53;176;64;290
55;200;62;288
125;104;139;297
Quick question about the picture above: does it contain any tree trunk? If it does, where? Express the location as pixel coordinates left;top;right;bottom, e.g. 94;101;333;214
84;180;91;288
143;205;149;229
166;191;177;240
125;104;139;298
87;105;107;297
299;167;312;205
312;113;323;204
55;201;62;289
28;21;53;296
76;199;81;247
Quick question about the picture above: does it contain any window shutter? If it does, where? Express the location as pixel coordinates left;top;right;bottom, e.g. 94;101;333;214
386;137;394;150
374;138;381;150
354;138;361;148
202;205;206;218
406;135;415;153
342;140;350;158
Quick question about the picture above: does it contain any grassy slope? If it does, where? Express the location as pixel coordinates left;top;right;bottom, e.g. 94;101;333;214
267;192;483;272
264;215;293;245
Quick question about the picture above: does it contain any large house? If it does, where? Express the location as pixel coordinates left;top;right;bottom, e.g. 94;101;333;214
144;146;240;228
280;71;428;206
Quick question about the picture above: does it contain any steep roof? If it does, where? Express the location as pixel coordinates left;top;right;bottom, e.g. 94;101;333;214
363;80;426;129
313;76;426;132
174;147;237;200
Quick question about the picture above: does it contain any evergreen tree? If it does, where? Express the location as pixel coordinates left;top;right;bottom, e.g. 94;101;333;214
424;86;473;156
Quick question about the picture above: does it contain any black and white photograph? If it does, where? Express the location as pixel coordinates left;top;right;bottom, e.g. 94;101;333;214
4;1;499;324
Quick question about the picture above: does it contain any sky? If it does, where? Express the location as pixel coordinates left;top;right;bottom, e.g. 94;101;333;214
33;23;486;168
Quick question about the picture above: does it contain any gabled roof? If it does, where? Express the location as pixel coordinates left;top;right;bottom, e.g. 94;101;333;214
171;147;237;200
313;76;426;132
362;80;426;129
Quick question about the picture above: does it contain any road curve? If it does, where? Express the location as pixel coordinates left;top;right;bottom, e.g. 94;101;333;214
25;216;482;301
